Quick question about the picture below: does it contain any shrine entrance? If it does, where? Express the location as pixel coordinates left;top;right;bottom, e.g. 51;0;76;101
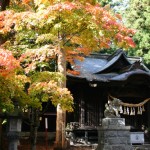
66;50;150;146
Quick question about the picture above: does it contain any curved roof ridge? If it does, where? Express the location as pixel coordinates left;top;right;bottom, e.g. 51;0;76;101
95;49;131;74
107;49;126;61
110;69;150;82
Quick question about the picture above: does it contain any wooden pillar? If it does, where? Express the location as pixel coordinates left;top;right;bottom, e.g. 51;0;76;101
148;102;150;128
80;99;85;127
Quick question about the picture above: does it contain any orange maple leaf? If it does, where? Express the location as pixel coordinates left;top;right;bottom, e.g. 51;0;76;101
67;69;80;75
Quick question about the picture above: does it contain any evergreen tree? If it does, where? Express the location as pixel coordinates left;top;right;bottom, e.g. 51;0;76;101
124;0;150;68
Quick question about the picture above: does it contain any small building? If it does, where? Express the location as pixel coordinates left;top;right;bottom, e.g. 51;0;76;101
66;50;150;144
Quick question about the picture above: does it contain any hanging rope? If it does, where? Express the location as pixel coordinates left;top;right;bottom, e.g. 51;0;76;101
109;95;150;107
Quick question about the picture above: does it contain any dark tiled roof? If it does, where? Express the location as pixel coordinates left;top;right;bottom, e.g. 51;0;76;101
67;50;150;85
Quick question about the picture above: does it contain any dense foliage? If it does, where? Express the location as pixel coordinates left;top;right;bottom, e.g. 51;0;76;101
0;47;73;112
0;0;136;106
0;48;30;111
1;0;135;55
124;0;150;68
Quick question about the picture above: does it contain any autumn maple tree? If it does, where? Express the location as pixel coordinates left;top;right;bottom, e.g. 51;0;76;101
0;47;28;148
0;0;136;149
0;47;30;111
0;47;73;150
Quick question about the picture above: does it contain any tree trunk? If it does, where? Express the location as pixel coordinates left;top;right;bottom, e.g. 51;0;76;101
55;47;67;149
30;109;39;150
30;126;38;150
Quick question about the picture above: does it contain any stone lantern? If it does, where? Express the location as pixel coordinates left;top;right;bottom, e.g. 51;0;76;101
7;101;22;150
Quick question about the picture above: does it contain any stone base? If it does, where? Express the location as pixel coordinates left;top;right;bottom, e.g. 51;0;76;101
97;145;132;150
96;118;133;150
